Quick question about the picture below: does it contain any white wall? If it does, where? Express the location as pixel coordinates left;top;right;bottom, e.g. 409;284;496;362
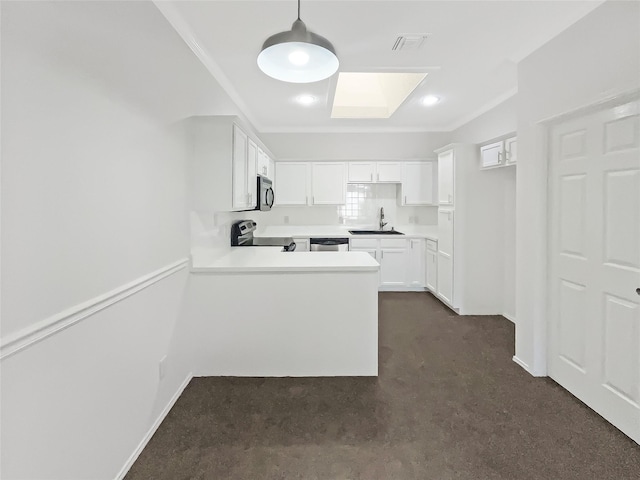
261;131;452;161
450;97;517;319
0;2;235;478
451;96;517;144
515;0;640;374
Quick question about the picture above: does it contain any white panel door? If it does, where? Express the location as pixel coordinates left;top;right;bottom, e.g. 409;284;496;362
549;99;640;444
311;162;346;205
438;149;454;205
232;125;249;210
274;162;309;205
402;162;435;205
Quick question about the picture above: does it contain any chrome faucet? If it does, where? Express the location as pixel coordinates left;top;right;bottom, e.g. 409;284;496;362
379;207;388;230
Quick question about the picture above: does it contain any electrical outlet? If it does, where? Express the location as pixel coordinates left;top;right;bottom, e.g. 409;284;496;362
284;216;289;224
158;355;167;381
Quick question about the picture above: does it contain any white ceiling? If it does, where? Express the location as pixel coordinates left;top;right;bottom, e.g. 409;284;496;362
156;0;604;133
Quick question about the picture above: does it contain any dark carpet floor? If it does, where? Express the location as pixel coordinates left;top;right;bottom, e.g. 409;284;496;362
125;292;640;480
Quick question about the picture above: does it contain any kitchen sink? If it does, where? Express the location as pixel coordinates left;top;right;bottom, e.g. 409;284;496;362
349;230;404;235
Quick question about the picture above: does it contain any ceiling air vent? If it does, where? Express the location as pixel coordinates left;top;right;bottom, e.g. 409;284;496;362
392;34;429;51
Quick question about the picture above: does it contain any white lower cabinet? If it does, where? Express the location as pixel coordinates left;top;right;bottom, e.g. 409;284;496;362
351;237;430;291
437;208;454;306
425;239;438;292
380;247;407;287
407;238;425;287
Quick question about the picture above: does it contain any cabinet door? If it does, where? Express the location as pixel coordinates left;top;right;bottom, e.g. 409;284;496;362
437;209;454;306
505;136;517;165
232;125;249;210
275;162;309;205
480;140;504;168
426;249;438;292
268;157;275;180
438;149;454;205
311;163;346;205
247;140;258;207
257;148;269;177
348;162;374;183
380;248;407;286
376;162;402;182
402;162;435;205
437;253;453;305
407;238;425;287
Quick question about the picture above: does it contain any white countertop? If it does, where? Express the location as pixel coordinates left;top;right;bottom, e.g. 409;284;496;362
191;247;380;273
256;225;438;241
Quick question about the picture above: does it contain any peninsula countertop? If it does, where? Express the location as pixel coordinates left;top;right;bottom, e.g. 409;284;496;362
191;247;380;273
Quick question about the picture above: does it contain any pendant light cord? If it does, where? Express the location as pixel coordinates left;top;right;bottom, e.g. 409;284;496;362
297;0;301;20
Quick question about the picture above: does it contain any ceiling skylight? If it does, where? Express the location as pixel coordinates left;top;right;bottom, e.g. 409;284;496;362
331;72;427;119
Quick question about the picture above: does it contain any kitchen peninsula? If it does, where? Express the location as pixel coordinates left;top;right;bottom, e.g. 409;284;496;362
188;248;379;377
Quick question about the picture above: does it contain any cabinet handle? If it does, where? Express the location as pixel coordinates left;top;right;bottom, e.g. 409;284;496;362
381;251;384;259
373;251;377;259
370;173;373;182
498;151;503;163
312;196;315;204
404;195;407;204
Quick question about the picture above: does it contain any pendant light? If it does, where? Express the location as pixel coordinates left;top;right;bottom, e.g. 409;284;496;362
257;0;339;83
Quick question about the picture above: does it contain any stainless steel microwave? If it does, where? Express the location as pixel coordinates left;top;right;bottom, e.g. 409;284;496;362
257;175;274;211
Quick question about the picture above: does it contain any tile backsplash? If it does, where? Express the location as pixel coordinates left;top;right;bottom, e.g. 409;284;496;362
190;183;437;262
231;183;437;228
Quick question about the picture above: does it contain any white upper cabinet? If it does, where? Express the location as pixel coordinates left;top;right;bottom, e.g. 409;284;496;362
247;139;258;207
505;136;517;165
257;147;270;177
376;162;402;182
232;125;249;210
401;162;436;205
438;149;455;205
311;162;346;205
191;117;275;212
480;140;503;168
348;162;375;183
479;136;517;169
347;162;402;183
275;162;309;205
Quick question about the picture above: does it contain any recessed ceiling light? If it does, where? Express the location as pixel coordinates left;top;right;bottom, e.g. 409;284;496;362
422;95;440;106
296;94;316;106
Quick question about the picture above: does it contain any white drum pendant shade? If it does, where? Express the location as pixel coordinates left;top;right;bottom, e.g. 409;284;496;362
258;18;339;83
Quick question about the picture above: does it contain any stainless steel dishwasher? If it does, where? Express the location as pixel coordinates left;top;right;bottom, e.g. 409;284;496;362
309;238;349;251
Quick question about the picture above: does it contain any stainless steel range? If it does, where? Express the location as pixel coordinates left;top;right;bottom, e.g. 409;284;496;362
230;220;296;251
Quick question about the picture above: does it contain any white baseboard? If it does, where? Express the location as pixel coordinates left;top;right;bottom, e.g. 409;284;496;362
378;286;427;292
503;313;516;323
512;355;532;373
115;372;193;480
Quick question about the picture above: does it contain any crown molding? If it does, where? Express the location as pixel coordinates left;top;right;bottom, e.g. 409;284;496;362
441;87;518;132
153;1;265;132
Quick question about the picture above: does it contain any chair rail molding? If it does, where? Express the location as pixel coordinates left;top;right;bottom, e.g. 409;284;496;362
0;258;189;360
